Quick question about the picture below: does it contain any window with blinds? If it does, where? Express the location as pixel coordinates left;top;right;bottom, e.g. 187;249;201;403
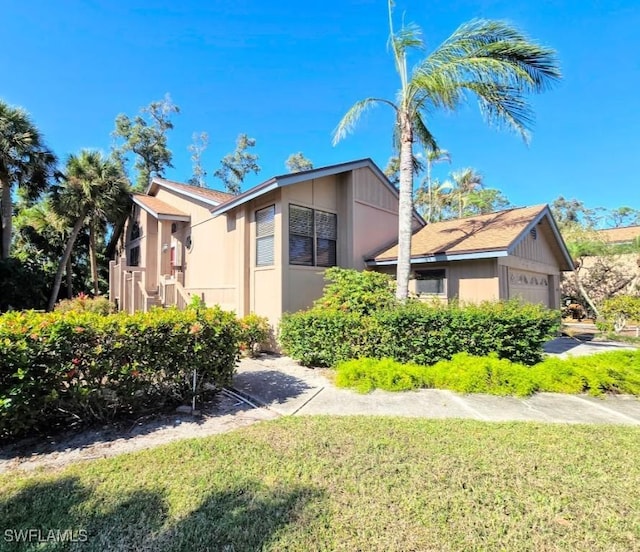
289;204;337;267
415;269;446;295
256;205;275;266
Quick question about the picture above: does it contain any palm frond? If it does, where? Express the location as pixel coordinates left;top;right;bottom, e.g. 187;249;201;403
412;112;438;152
332;98;397;145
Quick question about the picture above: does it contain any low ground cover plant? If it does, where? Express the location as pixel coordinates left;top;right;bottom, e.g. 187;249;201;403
279;268;559;367
2;417;639;551
0;305;240;440
335;349;640;396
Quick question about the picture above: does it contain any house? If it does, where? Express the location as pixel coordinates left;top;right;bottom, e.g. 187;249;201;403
109;159;424;324
366;205;574;309
596;225;640;246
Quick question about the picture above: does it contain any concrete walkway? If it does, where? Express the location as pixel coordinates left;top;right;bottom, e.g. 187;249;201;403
232;338;640;425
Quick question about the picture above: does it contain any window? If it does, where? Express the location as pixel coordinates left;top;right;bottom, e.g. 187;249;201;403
289;205;337;267
130;221;141;240
256;205;275;266
415;269;446;295
128;246;140;267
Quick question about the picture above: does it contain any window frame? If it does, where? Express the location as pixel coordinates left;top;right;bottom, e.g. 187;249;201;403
288;204;337;268
255;204;276;267
414;268;447;296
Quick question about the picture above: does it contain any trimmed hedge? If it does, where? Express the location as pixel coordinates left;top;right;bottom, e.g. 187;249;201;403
279;299;560;367
0;306;240;440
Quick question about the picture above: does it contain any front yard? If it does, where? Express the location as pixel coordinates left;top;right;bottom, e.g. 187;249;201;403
2;417;639;551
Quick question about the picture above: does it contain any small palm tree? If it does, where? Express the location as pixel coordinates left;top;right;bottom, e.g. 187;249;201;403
451;168;484;218
48;151;129;310
0;101;57;258
333;1;560;299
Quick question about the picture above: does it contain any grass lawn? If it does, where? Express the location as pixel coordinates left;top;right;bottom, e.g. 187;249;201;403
1;417;639;551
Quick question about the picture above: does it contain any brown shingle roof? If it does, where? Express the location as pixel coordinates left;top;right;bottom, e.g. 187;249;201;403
132;194;189;219
596;225;640;244
153;178;234;204
372;205;548;261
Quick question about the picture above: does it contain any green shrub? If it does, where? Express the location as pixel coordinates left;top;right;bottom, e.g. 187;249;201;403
280;298;559;367
335;349;640;396
312;267;396;315
239;313;271;356
54;293;116;315
597;295;640;332
279;309;363;366
0;306;240;440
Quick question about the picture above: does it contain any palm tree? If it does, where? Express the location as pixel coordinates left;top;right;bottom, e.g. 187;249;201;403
333;1;560;300
451;168;484;218
48;151;129;310
0;101;57;258
423;148;451;222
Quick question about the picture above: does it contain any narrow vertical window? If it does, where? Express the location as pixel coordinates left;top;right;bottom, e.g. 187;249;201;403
256;205;275;266
315;210;337;267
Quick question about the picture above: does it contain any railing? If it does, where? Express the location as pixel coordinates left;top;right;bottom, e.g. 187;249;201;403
159;275;190;309
175;280;190;309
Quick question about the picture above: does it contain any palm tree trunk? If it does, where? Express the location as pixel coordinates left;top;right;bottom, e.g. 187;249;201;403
89;223;99;295
66;256;73;298
396;116;414;301
48;213;86;311
0;179;12;259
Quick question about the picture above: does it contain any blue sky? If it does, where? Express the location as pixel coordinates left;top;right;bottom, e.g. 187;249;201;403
2;0;638;217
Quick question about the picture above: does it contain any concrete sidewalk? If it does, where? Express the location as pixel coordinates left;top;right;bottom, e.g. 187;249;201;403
232;339;640;425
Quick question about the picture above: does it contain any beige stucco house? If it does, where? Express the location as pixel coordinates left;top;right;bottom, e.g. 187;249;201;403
367;205;574;309
109;159;423;324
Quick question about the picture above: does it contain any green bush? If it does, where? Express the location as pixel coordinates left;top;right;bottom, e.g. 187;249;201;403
335;349;640;396
239;313;271;356
280;298;559;367
0;306;240;440
54;293;116;315
597;295;640;332
312;267;396;315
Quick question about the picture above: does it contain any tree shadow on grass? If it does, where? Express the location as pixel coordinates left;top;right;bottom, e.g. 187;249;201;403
0;476;324;551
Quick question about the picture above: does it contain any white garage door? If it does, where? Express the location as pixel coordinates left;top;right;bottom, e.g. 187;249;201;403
508;269;550;307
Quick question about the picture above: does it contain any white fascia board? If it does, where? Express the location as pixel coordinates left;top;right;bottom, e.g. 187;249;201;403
366;250;508;266
156;182;221;207
212;181;279;216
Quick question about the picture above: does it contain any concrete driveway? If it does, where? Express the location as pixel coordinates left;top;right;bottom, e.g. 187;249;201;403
232;338;640;425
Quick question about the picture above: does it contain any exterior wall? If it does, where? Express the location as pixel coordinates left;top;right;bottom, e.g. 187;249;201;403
247;190;282;325
352;167;405;269
499;222;564;308
153;188;241;312
407;259;500;304
281;176;340;315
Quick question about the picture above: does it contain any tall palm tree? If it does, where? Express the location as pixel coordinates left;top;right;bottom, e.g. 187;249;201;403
48;150;129;310
424;148;451;222
451;168;484;218
333;1;560;299
0;101;57;258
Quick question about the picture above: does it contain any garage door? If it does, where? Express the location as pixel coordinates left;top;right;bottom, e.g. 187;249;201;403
508;269;550;307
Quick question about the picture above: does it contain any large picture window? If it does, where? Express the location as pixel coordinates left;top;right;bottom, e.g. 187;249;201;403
289;205;337;267
256;205;275;266
415;269;446;295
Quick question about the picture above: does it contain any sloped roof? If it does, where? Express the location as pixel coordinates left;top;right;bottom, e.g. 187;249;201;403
212;158;426;226
148;178;234;206
368;204;574;270
596;225;640;244
132;194;190;221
